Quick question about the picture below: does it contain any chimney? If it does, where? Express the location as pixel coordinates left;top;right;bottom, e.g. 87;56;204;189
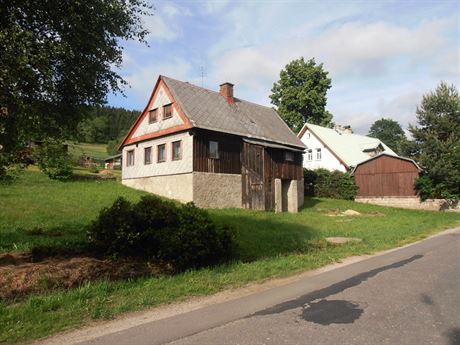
219;82;234;104
343;125;353;134
334;124;353;134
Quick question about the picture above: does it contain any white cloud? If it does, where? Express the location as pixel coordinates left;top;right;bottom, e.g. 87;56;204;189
142;2;191;42
123;58;192;105
207;13;457;132
202;0;230;14
212;17;455;88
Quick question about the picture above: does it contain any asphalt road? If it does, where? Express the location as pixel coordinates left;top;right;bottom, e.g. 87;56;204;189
80;228;460;345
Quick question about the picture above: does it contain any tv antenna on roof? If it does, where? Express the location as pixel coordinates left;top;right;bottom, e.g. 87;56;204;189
200;65;207;87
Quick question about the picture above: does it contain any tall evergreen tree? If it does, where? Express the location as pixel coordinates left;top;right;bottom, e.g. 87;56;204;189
410;82;460;199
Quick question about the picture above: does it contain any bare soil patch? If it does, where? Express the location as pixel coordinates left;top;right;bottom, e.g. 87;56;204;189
0;252;162;301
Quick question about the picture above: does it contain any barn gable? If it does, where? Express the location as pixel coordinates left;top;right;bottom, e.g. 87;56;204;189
352;153;421;197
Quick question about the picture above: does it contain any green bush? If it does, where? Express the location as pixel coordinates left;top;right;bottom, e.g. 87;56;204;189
87;195;235;270
36;139;73;180
89;166;100;174
304;168;358;200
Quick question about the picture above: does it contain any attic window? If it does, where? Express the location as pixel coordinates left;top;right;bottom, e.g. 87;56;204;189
148;109;158;123
163;104;172;119
284;151;294;162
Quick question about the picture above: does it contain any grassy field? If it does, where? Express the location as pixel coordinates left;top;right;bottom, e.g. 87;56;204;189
67;142;109;162
0;169;459;343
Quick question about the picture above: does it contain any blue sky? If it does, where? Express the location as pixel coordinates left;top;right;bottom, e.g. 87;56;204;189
108;0;459;134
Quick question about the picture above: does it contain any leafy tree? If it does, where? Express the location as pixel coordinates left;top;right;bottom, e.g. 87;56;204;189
410;82;460;200
35;139;73;180
107;139;122;156
270;57;332;132
368;118;407;155
0;0;151;178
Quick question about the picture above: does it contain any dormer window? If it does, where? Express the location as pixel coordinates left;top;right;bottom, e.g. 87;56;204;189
163;104;172;119
148;108;158;123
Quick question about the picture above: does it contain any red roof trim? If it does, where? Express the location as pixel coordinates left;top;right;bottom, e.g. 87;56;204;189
119;76;193;149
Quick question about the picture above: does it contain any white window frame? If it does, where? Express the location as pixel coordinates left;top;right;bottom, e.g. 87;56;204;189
127;150;135;166
316;148;322;160
307;149;313;161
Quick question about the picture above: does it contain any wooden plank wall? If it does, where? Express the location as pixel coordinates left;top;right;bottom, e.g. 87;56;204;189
241;142;265;210
354;155;419;197
265;148;303;180
263;148;303;210
193;129;241;174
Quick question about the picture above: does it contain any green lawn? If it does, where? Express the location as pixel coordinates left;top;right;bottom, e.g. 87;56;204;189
0;169;459;343
67;142;109;162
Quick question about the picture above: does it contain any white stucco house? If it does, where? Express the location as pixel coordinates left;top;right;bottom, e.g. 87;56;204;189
298;123;397;172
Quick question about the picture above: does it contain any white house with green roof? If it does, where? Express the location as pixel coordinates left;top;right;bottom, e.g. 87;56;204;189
298;123;397;172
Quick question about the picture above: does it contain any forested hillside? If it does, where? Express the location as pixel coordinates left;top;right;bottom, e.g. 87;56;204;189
75;106;139;144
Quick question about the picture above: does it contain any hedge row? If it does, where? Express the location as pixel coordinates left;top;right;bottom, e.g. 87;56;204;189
304;168;358;200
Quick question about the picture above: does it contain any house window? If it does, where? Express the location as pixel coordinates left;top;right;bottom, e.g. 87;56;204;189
209;141;219;159
307;149;313;161
157;144;166;162
148;109;158;123
172;141;182;161
316;148;322;160
284;151;294;162
144;147;152;165
163;104;172;119
305;133;310;139
126;150;135;166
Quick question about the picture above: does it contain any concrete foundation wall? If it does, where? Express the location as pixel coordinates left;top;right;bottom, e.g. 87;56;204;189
287;179;299;213
297;179;304;208
275;178;302;213
193;172;242;209
274;179;283;213
122;173;193;203
356;197;460;212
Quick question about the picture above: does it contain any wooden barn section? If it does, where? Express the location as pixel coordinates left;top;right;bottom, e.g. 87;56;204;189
192;128;304;212
351;154;421;197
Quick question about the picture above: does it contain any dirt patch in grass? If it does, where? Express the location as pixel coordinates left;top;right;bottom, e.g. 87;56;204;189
0;253;163;301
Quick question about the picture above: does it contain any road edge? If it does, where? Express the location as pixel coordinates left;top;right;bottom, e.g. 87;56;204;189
34;226;460;345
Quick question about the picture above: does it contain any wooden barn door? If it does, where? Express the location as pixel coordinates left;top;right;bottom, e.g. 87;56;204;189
242;143;265;210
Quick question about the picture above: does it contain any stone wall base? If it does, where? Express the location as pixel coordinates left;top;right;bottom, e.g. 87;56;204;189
355;197;460;212
122;173;193;203
192;172;242;209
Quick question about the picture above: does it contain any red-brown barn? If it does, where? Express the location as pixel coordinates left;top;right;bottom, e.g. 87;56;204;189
351;153;421;198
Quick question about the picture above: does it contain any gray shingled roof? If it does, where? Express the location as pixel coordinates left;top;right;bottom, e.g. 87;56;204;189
162;76;306;149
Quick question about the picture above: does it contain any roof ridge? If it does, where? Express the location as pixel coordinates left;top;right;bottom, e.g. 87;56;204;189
161;75;276;111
